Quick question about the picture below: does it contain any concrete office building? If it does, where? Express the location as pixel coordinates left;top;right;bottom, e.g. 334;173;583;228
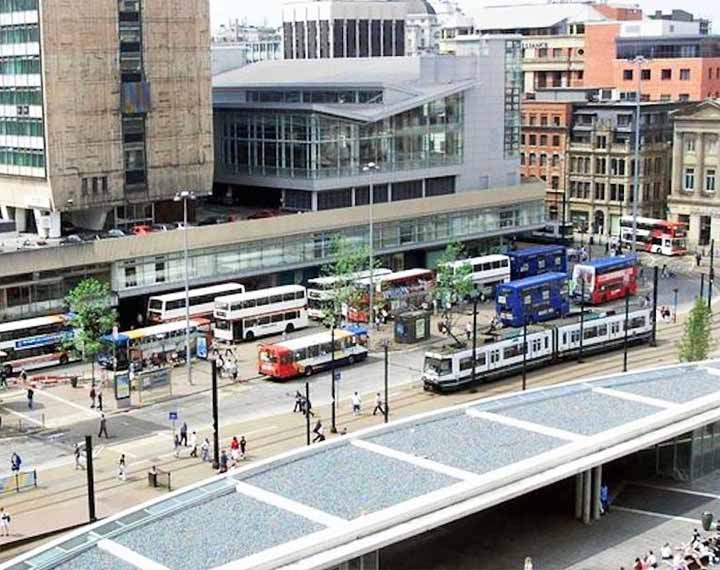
213;37;523;212
281;0;409;60
668;100;720;249
0;0;213;239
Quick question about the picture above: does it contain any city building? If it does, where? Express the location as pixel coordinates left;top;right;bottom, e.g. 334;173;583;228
667;100;720;248
564;101;681;235
585;18;720;102
213;38;523;212
281;0;408;60
212;42;283;76
213;21;280;45
0;0;214;239
648;9;711;36
461;1;641;94
431;0;475;52
405;1;441;56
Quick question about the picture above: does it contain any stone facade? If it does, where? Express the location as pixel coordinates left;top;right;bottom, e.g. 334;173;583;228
667;100;720;248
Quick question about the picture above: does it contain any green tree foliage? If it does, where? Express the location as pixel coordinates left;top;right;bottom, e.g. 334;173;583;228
432;242;475;343
321;236;371;328
678;298;714;362
65;278;117;383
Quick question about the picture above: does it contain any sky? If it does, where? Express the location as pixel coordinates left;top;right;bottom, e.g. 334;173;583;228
210;0;720;30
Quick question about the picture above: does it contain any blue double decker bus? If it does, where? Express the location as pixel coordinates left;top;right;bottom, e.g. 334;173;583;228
496;272;570;328
507;245;567;281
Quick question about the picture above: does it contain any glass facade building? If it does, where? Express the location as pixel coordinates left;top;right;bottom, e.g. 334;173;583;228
218;93;464;180
504;39;522;159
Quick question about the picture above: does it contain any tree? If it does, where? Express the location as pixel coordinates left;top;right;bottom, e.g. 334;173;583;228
65;278;117;385
432;242;475;344
320;236;372;328
678;298;714;362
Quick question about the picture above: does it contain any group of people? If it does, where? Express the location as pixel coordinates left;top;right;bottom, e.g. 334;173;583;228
212;347;240;381
218;435;248;473
626;530;720;570
659;306;674;323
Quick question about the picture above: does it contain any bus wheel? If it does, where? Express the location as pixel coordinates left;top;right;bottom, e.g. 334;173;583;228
285;323;295;334
59;354;69;366
347;355;355;365
245;331;255;342
304;366;313;377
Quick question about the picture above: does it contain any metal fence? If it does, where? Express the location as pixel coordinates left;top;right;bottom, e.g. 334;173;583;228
0;469;38;494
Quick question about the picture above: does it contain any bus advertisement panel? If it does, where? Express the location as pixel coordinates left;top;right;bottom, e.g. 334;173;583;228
349;269;434;323
571;255;638;305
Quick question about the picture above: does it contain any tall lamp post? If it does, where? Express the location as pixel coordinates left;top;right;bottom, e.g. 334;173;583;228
362;162;380;328
174;190;196;386
630;56;648;255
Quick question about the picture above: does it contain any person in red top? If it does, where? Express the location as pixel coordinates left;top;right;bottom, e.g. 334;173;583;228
230;436;240;463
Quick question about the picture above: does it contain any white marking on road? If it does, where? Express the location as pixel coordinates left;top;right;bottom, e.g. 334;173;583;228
467;409;587;442
613;506;700;524
234;481;346;527
351;439;481;482
0;406;44;426
629;481;720;500
591;387;675;409
98;539;171;570
35;387;102;418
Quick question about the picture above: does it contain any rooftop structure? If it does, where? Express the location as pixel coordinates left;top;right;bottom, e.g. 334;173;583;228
7;361;720;570
212;43;522;213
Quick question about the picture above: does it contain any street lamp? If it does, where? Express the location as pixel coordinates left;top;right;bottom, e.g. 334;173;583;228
630;55;649;255
362;162;380;329
174;190;197;386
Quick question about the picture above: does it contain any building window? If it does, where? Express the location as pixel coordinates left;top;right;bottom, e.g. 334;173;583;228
708;135;718;155
540;115;548;126
552;116;561;127
540;134;548;146
284;189;312;211
641;69;651;80
520;153;525;165
706;169;716;193
594;182;605;200
679;94;690;102
529;134;537;146
595;158;606;174
595;136;607;149
392;180;422;201
680;69;691;80
317;188;352;210
684;167;695;191
623;69;633;81
529;153;536;165
686;135;696;152
529;115;536;126
425;176;456;197
552;135;560;147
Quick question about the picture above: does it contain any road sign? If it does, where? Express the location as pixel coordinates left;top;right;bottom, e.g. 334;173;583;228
168;411;178;421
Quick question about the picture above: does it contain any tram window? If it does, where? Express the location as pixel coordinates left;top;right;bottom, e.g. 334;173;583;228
598;325;607;336
611;322;621;334
629;317;646;329
476;353;486;366
460;357;473;371
504;344;524;359
571;331;580;343
584;327;597;340
562;333;567;344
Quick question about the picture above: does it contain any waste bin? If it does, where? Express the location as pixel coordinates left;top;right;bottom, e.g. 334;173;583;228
148;471;158;488
702;511;714;531
394;311;432;345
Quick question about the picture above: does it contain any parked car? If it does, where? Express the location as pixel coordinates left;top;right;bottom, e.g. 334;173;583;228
101;229;126;239
131;225;154;236
60;234;84;245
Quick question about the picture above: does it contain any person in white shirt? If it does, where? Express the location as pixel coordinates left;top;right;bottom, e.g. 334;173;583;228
189;431;198;458
661;544;673;560
646;550;657;569
0;508;10;537
351;392;362;416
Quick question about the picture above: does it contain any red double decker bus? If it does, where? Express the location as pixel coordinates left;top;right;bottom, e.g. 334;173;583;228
571;255;639;305
619;216;687;256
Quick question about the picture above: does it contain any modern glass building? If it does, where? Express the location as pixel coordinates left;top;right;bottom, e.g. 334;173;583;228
213;44;522;212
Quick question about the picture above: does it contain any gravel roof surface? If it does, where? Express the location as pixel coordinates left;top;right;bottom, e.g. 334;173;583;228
243;444;459;520
599;367;720;403
53;548;135;570
116;493;324;570
367;413;566;474
489;390;664;436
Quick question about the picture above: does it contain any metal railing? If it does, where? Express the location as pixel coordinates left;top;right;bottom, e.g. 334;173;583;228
0;469;38;494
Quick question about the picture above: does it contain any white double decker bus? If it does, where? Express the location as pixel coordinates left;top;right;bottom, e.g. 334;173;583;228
442;255;511;295
147;283;245;323
214;285;308;343
306;269;392;320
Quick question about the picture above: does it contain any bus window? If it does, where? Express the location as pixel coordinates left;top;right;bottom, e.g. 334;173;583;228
270;295;283;304
245;318;257;328
244;299;257;309
258;316;271;325
283;293;296;302
295;348;307;360
308;345;320;358
271;314;284;323
295;291;305;300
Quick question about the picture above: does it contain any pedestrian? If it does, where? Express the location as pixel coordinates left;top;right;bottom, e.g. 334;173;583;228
180;422;188;447
218;450;229;473
465;321;472;341
173;433;181;458
305;397;314;418
312;420;325;443
117;454;127;481
293;391;303;413
0;507;10;537
600;483;609;514
239;435;247;460
74;443;83;470
96;384;103;412
10;452;21;474
605;241;610;255
524;557;533;570
200;438;210;462
351;392;362;416
19;369;27;384
697;250;703;267
372;392;385;416
0;368;8;390
230;436;240;462
98;413;109;439
89;386;96;409
189;431;198;458
26;386;34;410
661;264;669;279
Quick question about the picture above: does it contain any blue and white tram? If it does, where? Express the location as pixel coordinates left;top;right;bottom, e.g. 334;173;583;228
422;307;653;392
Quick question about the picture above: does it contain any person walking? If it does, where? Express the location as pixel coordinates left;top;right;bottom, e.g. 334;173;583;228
200;438;210;462
180;422;188;447
304;397;314;418
98;413;109;439
372;393;385;416
0;368;8;390
173;433;181;458
189;431;198;458
351;392;362;416
312;420;325;443
26;386;34;410
0;507;10;537
218;450;229;473
74;443;84;470
293;391;303;413
230;436;240;463
239;436;247;460
89;386;96;409
96;384;103;412
600;483;610;514
10;452;21;474
117;454;127;481
465;321;472;342
697;250;703;268
19;369;27;384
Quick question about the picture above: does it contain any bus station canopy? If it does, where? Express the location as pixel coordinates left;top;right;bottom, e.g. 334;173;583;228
7;361;720;570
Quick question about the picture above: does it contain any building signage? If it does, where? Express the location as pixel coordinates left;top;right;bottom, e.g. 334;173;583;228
522;41;549;50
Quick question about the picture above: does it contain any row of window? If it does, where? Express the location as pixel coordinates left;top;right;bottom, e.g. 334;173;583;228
524;47;584;60
684;134;719;155
0;87;41;106
522;114;564;128
226;290;306;312
81;176;109;197
0;56;40;75
0;146;43;167
569;180;664;203
684;167;716;193
0;117;42;137
0;23;38;45
522;133;562;148
246;90;383;105
623;68;691;81
0;0;37;12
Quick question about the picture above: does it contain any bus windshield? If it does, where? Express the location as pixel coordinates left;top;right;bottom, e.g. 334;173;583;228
148;299;163;311
424;357;451;376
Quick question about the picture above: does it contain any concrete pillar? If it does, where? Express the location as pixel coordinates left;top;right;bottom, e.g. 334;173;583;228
575;473;583;519
672;130;684;195
592;465;602;521
14;207;27;233
696;133;705;198
0;205;10;220
582;470;591;525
